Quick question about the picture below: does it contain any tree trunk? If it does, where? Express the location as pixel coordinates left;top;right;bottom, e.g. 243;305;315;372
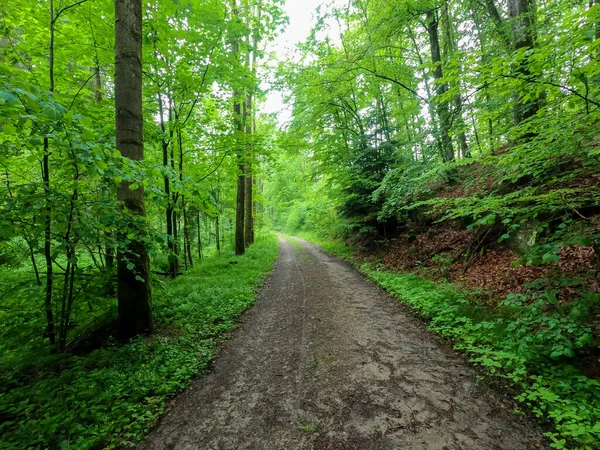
196;209;203;260
170;103;180;275
472;10;497;153
215;214;221;256
508;0;540;125
157;91;177;278
105;242;114;270
43;0;56;347
426;10;454;162
408;26;439;158
441;4;469;158
25;237;41;286
252;112;259;231
235;154;246;254
244;93;253;247
183;195;193;269
485;0;511;48
91;56;115;271
206;213;211;247
58;180;79;352
172;106;182;271
590;0;600;97
114;0;152;339
233;0;245;255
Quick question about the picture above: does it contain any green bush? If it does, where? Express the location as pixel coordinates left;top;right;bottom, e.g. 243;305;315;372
0;234;278;450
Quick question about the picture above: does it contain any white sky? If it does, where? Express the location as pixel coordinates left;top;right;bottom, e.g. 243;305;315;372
260;0;344;126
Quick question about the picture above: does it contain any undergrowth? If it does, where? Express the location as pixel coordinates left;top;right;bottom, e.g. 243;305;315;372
304;234;600;450
0;233;278;450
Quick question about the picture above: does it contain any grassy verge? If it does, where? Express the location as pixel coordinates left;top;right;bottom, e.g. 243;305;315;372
299;233;600;450
0;233;279;450
279;233;302;249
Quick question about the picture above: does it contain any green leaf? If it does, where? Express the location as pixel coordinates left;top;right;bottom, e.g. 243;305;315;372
2;124;17;135
0;91;19;104
542;253;559;264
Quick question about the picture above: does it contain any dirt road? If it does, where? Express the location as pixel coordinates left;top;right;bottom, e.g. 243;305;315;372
142;236;544;450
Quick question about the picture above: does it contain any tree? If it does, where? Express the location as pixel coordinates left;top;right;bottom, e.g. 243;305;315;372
114;0;152;338
426;8;454;162
233;0;246;255
508;0;540;125
1;0;283;355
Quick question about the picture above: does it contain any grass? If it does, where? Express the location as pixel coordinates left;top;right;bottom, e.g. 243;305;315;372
279;233;302;249
293;232;354;260
299;234;600;450
0;233;279;450
297;423;317;433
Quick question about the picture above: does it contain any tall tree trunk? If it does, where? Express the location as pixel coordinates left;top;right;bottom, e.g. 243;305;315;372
252;107;259;233
485;0;511;48
215;214;221;256
173;208;179;263
441;4;469;158
508;0;540;126
408;26;439;158
197;209;203;259
206;214;211;247
426;10;454;162
182;195;192;269
250;3;262;238
157;90;177;277
472;10;497;153
105;236;114;270
471;115;483;153
233;0;245;255
114;0;152;338
243;4;260;247
170;102;180;275
244;93;253;247
93;61;103;102
590;0;600;98
90;51;115;270
58;171;79;352
166;108;186;274
43;0;56;347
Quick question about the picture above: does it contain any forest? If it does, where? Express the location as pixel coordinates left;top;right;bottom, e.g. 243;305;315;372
1;0;599;449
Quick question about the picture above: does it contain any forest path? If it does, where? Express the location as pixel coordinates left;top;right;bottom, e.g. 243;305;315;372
142;236;545;450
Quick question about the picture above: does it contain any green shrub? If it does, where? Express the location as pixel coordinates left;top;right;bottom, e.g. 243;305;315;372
0;234;278;449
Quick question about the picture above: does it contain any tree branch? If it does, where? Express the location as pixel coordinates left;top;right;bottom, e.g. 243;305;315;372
68;71;97;110
355;64;428;103
53;0;90;25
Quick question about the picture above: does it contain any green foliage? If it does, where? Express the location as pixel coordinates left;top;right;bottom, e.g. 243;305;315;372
1;0;285;350
382;108;600;237
373;271;600;449
3;0;600;448
0;234;278;449
263;152;346;239
295;233;355;261
267;1;600;447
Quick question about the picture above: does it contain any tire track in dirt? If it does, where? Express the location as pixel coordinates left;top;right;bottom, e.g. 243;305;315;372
141;236;545;450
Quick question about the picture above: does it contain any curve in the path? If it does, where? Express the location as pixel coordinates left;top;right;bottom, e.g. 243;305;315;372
142;236;545;450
